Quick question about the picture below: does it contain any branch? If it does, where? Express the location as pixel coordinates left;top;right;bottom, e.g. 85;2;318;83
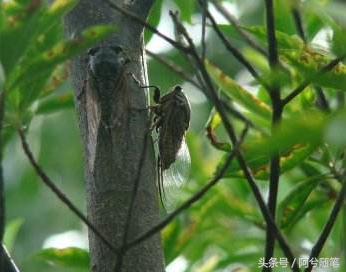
169;11;299;271
201;0;207;61
205;8;269;89
290;7;330;112
106;1;188;52
305;175;346;272
125;125;249;250
263;1;282;270
18;129;119;254
1;245;20;272
282;56;345;106
210;0;267;56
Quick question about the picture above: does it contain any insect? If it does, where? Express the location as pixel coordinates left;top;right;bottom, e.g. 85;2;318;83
85;45;130;133
149;85;191;209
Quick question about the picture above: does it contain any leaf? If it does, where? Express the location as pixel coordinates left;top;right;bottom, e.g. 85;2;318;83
282;48;346;90
145;0;163;43
277;175;327;229
36;247;89;269
205;109;231;151
205;60;272;120
4;218;25;252
36;93;74;115
9;24;116;112
174;0;195;23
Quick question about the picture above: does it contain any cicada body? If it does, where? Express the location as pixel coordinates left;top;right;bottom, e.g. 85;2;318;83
152;86;191;209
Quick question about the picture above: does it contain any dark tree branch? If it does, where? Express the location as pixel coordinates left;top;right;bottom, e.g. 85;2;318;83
290;6;330;112
305;175;346;272
125;125;249;250
201;0;207;61
210;0;267;56
263;1;282;270
18;129;119;254
291;7;306;43
282;56;345;106
169;11;299;271
205;8;270;90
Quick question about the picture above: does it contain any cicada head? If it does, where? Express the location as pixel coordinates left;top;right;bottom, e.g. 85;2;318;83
87;45;129;80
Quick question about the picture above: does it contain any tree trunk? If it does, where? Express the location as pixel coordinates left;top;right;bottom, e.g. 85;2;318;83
64;1;163;271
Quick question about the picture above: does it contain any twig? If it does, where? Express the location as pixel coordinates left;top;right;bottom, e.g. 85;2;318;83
305;175;346;272
290;7;330;112
125;125;249;250
201;0;207;61
18;129;119;254
291;7;306;43
263;1;282;270
282;56;345;106
210;0;267;56
106;1;188;53
145;49;201;89
204;7;270;90
169;11;299;271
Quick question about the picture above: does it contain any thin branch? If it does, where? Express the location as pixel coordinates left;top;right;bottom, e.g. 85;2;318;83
125;125;249;250
169;11;299;271
290;7;330;112
305;175;346;272
210;0;267;56
282;56;345;106
106;1;188;53
145;49;201;89
201;0;207;61
205;8;270;90
263;1;282;270
291;7;306;43
18;129;119;254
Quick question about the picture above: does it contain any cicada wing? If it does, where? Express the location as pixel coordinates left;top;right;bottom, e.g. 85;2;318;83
161;139;191;211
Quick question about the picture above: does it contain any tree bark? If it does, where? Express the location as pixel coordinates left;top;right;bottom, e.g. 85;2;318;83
64;1;163;271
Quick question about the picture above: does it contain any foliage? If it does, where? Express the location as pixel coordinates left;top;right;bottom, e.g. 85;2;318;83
1;0;346;271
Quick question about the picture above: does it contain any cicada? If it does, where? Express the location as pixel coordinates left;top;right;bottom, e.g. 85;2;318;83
150;85;191;209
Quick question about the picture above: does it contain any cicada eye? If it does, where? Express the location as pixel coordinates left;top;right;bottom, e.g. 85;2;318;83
110;45;123;54
88;47;100;56
154;87;161;103
174;85;183;92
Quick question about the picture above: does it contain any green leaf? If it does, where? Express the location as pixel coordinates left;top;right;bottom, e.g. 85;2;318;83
0;0;43;75
282;48;346;90
36;93;74;115
278;175;327;229
243;25;304;50
205;60;272;120
273;0;296;35
36;247;89;269
174;0;195;23
145;0;163;43
8;24;116;113
205;109;231;151
4;218;24;252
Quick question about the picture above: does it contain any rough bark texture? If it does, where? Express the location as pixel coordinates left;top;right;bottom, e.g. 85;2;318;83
64;1;163;271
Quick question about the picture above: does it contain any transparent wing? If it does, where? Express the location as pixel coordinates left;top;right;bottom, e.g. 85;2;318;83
161;139;191;211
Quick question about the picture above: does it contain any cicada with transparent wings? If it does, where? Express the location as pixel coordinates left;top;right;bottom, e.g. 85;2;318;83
150;85;191;210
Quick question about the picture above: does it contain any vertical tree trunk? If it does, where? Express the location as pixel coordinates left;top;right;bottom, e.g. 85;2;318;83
64;1;163;271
